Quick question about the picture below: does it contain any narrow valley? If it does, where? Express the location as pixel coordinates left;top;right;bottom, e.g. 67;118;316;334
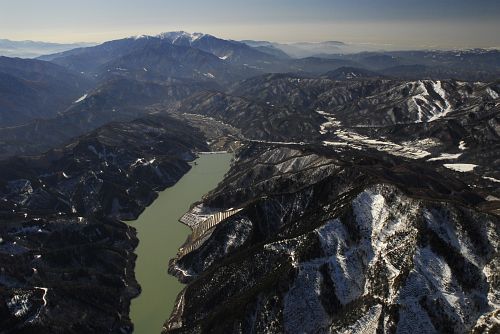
126;153;232;333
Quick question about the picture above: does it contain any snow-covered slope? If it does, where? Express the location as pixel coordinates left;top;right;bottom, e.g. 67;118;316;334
166;143;500;334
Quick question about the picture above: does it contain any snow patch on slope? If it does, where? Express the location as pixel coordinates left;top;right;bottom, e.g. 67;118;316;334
157;31;205;43
398;246;479;332
444;163;478;172
316;219;365;304
459;140;468;150
428;81;452;121
316;110;342;134
283;262;331;333
7;290;32;318
323;129;431;159
74;94;88;103
483;176;500;183
410;80;454;122
427;153;462;161
486;87;499;99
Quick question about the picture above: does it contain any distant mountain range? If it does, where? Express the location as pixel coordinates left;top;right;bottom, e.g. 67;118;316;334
0;31;497;134
2;33;499;60
38;31;500;81
0;39;95;58
242;39;349;58
240;39;437;57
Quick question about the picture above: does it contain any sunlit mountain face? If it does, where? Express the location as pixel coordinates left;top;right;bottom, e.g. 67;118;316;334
0;21;498;334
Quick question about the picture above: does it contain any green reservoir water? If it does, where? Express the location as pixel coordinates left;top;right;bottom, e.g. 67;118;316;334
126;153;232;334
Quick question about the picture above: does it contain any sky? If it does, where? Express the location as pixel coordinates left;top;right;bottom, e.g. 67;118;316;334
0;0;499;48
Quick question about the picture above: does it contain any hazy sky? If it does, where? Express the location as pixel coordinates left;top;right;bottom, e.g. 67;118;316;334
0;0;499;48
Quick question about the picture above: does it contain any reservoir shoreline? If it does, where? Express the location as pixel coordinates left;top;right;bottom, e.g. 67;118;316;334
125;153;233;334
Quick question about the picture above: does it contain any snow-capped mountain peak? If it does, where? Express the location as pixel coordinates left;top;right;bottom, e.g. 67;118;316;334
132;34;153;40
131;31;206;43
156;31;205;43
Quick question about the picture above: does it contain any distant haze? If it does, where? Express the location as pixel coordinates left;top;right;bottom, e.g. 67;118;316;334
0;0;499;49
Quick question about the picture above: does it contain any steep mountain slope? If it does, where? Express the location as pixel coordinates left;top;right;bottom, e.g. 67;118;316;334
0;57;91;127
158;32;279;68
169;76;500;156
40;36;259;84
166;138;499;333
102;41;257;85
38;37;155;74
0;77;213;158
228;74;500;126
0;115;209;333
162;70;500;333
173;90;323;142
